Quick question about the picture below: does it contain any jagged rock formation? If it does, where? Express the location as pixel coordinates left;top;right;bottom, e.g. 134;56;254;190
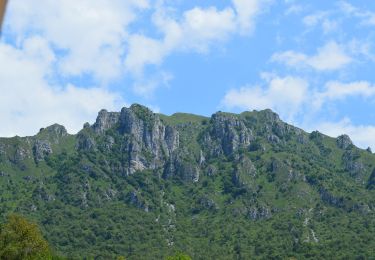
337;134;353;149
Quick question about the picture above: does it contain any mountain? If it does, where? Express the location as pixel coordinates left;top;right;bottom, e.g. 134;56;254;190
0;104;374;259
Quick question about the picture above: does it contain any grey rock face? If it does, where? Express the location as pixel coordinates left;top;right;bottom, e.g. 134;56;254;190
92;109;120;134
233;156;257;188
163;153;200;182
319;187;345;208
39;124;68;141
310;131;324;141
247;205;272;220
268;159;305;184
198;196;218;211
205;112;253;156
367;169;375;190
260;109;280;123
165;126;180;153
267;134;281;144
102;136;115;152
343;150;367;182
337;134;353;149
33;140;52;161
295;129;308;144
118;105;179;174
206;165;217;176
128;190;149;212
76;132;96;151
33;186;55;202
14;146;31;162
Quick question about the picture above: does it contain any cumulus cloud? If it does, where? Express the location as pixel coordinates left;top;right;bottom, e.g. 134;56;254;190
232;0;260;33
0;39;124;137
272;41;352;71
339;2;375;26
222;75;309;121
6;0;149;82
303;12;328;27
126;0;264;75
313;81;375;109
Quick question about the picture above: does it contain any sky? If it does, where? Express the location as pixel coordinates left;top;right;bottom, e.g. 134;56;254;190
1;0;375;149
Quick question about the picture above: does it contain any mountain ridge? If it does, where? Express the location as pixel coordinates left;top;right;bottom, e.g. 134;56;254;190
0;104;374;259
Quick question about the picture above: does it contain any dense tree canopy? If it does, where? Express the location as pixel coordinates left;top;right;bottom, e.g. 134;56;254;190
0;214;52;260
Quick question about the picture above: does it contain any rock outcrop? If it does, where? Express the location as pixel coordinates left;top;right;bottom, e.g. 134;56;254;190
92;109;120;134
203;112;253;156
33;140;52;161
337;134;353;150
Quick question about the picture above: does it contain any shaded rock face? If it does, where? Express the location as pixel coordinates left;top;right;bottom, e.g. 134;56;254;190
367;169;375;190
309;131;324;142
33;186;55;202
198;196;218;211
247;205;272;220
33;140;52;161
38;124;68;140
319;187;345;208
14;146;31;162
337;134;353;150
255;109;293;141
233;156;257;188
163;153;199;182
76;132;96;151
269;159;304;183
128;190;149;212
204;113;253;156
343;150;367;182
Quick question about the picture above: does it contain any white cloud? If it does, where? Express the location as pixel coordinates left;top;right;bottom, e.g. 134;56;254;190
125;0;263;75
232;0;260;33
313;81;375;109
314;118;375;150
272;41;352;71
6;0;149;82
124;1;264;93
339;2;375;26
182;7;237;50
302;11;338;33
132;71;173;97
285;5;304;15
222;75;309;121
308;42;351;70
0;41;124;137
125;35;166;76
303;12;328;27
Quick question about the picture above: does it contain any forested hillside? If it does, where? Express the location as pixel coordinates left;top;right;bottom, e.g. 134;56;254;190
0;104;374;259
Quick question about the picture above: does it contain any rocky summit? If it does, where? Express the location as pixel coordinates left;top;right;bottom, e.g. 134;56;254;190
0;104;374;259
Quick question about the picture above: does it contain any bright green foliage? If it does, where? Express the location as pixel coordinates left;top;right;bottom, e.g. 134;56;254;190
0;214;52;260
166;252;192;260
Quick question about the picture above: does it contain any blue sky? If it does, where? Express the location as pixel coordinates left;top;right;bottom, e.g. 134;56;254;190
1;0;375;149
